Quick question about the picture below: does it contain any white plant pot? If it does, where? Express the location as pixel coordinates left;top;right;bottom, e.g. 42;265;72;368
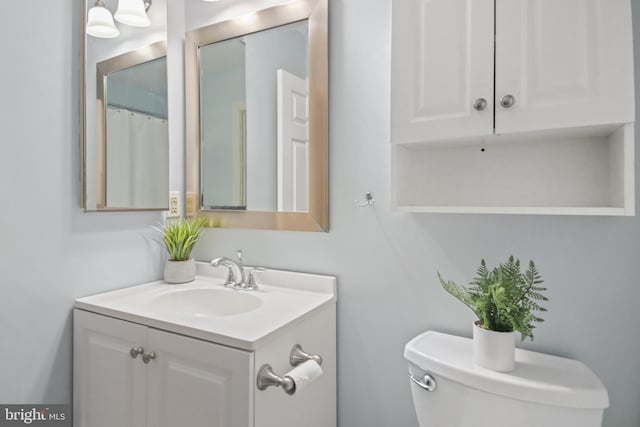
473;321;515;372
164;259;196;284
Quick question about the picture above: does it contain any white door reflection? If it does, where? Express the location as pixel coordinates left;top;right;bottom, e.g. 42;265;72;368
277;69;309;212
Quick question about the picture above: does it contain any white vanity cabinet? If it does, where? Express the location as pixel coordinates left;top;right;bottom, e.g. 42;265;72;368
146;328;253;427
391;0;635;215
74;310;253;427
73;311;147;427
73;267;337;427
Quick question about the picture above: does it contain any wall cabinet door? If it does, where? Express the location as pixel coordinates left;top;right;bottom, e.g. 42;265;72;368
391;0;495;143
74;310;147;427
495;0;635;134
146;328;254;427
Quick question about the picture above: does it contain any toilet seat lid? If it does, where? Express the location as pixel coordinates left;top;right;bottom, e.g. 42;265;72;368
404;331;609;410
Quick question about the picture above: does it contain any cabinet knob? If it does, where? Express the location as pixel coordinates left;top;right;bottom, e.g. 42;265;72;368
142;351;156;364
130;347;144;359
473;98;488;111
500;94;516;109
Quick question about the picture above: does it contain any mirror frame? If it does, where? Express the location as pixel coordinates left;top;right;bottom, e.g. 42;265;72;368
185;0;329;231
80;3;169;212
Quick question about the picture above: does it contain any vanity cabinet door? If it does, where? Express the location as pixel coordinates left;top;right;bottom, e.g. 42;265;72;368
73;310;147;427
495;0;635;134
146;328;254;427
391;0;495;143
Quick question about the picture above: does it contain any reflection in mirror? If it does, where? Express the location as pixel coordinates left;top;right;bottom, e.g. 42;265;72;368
200;38;247;210
199;21;309;212
185;0;328;231
97;46;169;209
82;0;169;211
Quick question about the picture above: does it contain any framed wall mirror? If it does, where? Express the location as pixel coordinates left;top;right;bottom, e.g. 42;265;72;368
81;0;169;211
185;0;328;231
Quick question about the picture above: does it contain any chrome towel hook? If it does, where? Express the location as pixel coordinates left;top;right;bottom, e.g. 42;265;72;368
355;192;375;207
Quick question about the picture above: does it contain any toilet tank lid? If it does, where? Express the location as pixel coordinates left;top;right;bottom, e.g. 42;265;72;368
404;331;609;410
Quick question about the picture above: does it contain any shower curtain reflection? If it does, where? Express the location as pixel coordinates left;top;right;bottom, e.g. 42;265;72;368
105;107;169;208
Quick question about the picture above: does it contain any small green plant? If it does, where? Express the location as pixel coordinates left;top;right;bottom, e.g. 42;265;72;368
154;218;208;261
438;256;548;341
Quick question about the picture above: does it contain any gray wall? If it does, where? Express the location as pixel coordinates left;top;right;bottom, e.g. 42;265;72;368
192;1;640;426
0;0;167;402
1;1;640;427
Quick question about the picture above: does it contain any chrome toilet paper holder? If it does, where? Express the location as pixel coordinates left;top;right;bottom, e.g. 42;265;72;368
256;364;297;394
256;344;323;394
290;344;323;367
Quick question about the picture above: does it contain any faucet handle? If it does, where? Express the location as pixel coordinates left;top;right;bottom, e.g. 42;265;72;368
236;249;243;264
245;268;265;291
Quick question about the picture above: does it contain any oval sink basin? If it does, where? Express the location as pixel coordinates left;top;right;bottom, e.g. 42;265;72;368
150;289;262;318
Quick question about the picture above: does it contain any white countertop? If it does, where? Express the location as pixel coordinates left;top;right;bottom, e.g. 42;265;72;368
75;262;336;350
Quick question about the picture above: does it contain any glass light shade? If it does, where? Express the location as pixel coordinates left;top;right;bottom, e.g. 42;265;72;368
86;5;120;38
114;0;151;27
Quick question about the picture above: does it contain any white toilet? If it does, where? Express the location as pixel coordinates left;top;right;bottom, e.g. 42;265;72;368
404;331;609;427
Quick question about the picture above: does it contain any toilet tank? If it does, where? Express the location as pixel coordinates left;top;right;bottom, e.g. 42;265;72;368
404;332;609;427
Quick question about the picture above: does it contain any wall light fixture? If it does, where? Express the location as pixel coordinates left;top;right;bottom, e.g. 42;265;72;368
86;0;120;39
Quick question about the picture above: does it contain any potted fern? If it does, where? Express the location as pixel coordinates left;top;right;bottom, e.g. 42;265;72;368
155;218;207;284
438;256;548;372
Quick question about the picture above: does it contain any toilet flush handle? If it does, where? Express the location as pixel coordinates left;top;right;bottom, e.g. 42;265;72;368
408;373;437;392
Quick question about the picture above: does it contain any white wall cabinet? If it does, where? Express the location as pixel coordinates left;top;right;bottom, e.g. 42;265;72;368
391;0;495;143
495;0;634;134
391;0;635;215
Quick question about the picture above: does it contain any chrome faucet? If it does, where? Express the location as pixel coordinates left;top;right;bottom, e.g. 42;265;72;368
210;250;247;288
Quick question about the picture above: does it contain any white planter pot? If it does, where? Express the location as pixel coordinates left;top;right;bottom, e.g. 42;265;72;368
473;321;515;372
164;259;196;284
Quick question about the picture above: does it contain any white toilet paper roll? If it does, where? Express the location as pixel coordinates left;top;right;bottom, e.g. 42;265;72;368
285;360;323;392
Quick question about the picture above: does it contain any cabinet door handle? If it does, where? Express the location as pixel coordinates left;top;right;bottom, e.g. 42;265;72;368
130;347;144;359
473;98;488;111
142;351;156;364
500;94;516;109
